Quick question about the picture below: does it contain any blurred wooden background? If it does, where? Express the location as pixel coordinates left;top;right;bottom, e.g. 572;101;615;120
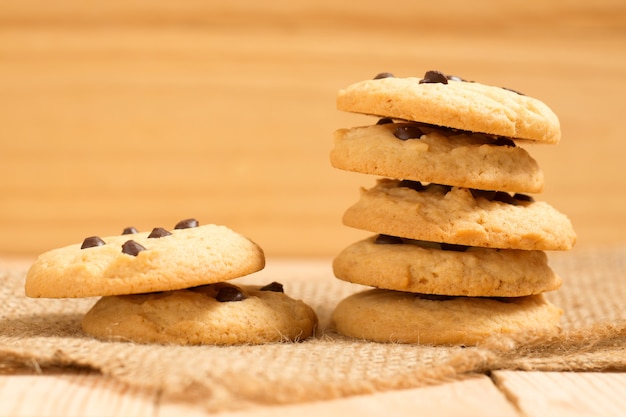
1;0;625;257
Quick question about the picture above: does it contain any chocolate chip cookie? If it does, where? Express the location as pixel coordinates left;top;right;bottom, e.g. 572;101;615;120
331;122;544;193
331;289;562;345
26;220;266;298
333;235;561;297
342;179;576;251
337;71;561;144
82;282;318;345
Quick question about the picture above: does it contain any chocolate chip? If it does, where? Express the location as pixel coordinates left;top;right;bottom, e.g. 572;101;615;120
470;189;497;201
394;124;424;140
122;227;138;235
216;285;247;302
494;191;516;205
502;86;524;96
398;180;426;192
470;189;521;205
513;193;534;203
375;234;404;245
493;137;516;147
121;240;146;256
417;293;455;301
174;218;199;229
373;72;395;80
81;236;106;249
376;117;394;125
440;243;469;252
148;227;172;238
419;70;448;84
260;282;284;293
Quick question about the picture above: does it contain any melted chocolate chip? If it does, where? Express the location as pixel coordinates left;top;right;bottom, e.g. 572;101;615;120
216;285;247;302
470;189;524;205
513;193;534;203
374;234;404;245
494;191;516;205
260;282;284;293
440;243;469;252
417;293;455;301
122;227;138;235
148;227;172;238
121;240;146;256
398;180;426;192
174;218;199;229
493;137;516;147
470;189;497;201
419;70;448;84
376;117;394;125
373;72;395;80
81;236;106;249
394;124;424;140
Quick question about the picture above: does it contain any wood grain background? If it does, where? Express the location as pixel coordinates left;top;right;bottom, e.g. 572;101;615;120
1;0;625;257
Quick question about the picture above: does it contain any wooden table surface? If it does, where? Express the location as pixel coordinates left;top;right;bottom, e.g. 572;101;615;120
1;369;626;417
1;0;625;415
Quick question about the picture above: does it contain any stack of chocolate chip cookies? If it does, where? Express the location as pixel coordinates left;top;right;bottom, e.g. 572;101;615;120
26;218;317;345
329;71;576;346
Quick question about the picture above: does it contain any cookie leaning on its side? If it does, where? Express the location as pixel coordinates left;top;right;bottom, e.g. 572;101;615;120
25;219;317;345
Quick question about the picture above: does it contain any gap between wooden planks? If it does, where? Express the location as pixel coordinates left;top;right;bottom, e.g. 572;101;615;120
1;370;625;417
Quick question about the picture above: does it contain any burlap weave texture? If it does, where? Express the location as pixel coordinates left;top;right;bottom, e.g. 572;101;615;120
1;247;625;411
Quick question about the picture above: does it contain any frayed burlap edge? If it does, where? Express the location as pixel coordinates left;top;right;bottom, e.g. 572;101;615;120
1;320;625;412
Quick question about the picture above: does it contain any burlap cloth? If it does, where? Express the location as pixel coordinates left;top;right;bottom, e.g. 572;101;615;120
1;247;625;411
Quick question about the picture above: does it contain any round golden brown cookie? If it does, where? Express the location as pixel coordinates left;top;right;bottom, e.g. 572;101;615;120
333;236;561;297
342;179;576;251
82;282;318;345
331;289;562;345
25;220;265;298
336;72;561;144
330;122;544;193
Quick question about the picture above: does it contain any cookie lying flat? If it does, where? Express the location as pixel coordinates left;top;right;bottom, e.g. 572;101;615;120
336;71;560;144
82;282;318;345
333;235;561;297
342;179;576;251
331;289;562;345
330;122;544;193
25;221;265;298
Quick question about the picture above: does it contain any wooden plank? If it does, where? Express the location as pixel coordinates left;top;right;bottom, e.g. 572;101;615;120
0;372;157;417
492;371;626;417
158;375;521;417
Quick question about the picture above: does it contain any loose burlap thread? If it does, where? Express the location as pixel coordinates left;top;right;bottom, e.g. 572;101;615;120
1;246;625;411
